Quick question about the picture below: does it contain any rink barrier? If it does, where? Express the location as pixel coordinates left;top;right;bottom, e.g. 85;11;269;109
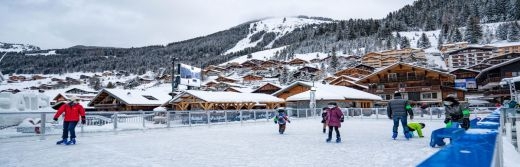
418;110;503;167
0;107;496;140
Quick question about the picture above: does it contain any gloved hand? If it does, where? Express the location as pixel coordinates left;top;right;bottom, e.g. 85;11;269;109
287;120;291;123
410;115;414;120
340;116;344;122
81;119;86;124
444;118;450;124
274;121;277;124
419;136;424;138
53;118;58;121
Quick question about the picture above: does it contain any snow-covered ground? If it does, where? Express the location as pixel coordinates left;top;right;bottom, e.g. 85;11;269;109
0;118;446;167
224;17;331;55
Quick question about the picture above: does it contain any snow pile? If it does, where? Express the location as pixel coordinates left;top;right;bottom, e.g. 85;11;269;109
0;92;51;112
224;17;331;54
464;129;498;135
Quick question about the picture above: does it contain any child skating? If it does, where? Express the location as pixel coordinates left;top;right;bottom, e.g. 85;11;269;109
325;102;344;143
274;109;290;134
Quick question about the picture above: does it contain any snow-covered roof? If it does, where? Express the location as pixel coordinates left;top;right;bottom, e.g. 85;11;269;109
170;90;283;103
286;84;382;101
225;87;254;93
90;88;172;106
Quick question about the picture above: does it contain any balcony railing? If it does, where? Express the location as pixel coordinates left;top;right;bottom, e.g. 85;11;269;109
369;85;441;94
480;77;502;87
483;89;510;96
379;76;427;83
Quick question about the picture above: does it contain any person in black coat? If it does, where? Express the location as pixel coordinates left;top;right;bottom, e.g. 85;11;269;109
321;107;328;133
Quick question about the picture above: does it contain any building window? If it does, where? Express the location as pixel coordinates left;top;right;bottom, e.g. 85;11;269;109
388;73;397;79
142;95;158;100
421;92;438;99
399;83;406;88
377;84;385;90
407;72;416;80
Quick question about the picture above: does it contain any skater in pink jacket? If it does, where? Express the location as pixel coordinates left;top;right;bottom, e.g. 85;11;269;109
326;102;344;143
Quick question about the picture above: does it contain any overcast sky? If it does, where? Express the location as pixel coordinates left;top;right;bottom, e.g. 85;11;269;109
0;0;415;49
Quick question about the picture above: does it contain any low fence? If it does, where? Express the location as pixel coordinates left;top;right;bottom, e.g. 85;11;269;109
0;107;497;140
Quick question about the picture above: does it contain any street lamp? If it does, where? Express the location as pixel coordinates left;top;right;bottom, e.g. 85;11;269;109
310;86;316;117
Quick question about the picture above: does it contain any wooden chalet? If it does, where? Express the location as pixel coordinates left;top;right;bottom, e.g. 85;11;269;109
251;83;283;94
241;61;258;68
323;76;337;83
242;74;263;83
334;67;372;78
88;89;171;111
480;53;520;65
288;58;309;65
279;82;382;109
475;57;520;98
166;90;284;110
468;63;493;71
225;63;242;71
224;87;253;93
310;58;321;63
204;81;219;88
32;75;46;80
203;69;221;77
361;52;384;67
64;87;97;95
450;68;480;92
298;66;321;74
328;76;366;90
260;60;280;68
215;76;238;83
251;66;269;73
248;59;265;64
356;63;463;104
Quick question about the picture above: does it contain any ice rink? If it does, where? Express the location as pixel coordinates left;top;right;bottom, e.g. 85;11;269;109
0;118;446;167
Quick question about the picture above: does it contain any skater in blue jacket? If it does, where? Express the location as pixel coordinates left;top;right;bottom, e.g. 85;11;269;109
274;109;290;134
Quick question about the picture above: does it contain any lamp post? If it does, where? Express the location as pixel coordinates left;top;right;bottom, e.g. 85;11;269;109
171;56;178;99
310;86;316;117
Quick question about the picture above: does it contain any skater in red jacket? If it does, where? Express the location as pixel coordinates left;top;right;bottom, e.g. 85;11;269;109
326;102;344;143
53;97;86;145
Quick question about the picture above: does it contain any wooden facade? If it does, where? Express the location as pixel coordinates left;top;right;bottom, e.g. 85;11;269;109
446;46;494;68
356;63;464;103
242;74;263;82
88;90;166;111
273;83;311;100
215;76;238;83
476;57;520;97
334;67;372;78
251;83;282;94
361;49;426;68
288;58;309;65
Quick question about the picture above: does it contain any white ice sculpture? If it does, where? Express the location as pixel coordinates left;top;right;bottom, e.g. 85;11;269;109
0;92;51;112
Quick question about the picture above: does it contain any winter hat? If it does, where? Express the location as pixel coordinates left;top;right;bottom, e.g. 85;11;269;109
394;92;402;97
419;123;425;129
443;96;459;105
277;109;285;113
327;102;337;106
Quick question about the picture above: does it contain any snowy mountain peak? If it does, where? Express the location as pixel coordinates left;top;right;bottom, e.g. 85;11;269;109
224;17;332;54
0;42;40;53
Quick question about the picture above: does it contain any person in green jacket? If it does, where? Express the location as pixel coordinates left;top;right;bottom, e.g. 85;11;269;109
407;122;425;138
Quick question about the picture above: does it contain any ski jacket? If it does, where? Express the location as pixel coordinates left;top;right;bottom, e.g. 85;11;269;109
274;113;289;125
54;102;86;121
321;110;328;121
445;104;469;122
387;97;413;118
407;122;424;137
326;107;344;127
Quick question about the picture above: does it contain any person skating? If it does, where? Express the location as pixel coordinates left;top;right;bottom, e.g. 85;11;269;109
321;107;328;133
53;97;86;145
274;109;290;134
325;102;344;143
407;122;425;138
443;96;470;130
387;92;413;140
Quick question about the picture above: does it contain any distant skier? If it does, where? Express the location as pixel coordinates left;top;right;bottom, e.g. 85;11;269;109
274;109;290;134
407;122;426;138
443;96;470;130
387;92;413;140
321;107;328;133
53;97;86;145
325;102;344;143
